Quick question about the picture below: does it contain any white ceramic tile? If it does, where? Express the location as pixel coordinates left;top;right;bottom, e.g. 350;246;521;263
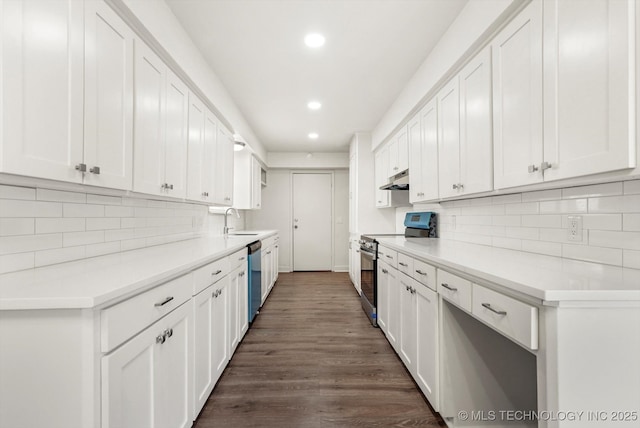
86;218;121;231
0;252;35;274
623;249;640;269
521;240;562;257
35;218;85;234
589;230;640;251
35;246;86;267
562;182;623;199
0;233;62;255
105;205;135;217
521;189;562;202
122;197;148;207
539;228;588;245
492;194;522;205
506;227;539;240
63;203;104;218
539;199;588;214
0;200;62;217
492;236;522;251
85;241;121;258
460;204;504;215
0;218;35;236
120;237;147;251
146;217;176;228
63;230;105;247
135;227;161;239
623;180;640;195
624;214;640;232
521;215;562;228
456;215;493;226
105;228;136;242
562;244;623;266
147;200;167;208
86;194;122;205
505;202;539;215
0;185;36;200
454;232;492;246
36;188;86;203
560;214;622;231
488;226;506;237
492;215;521;227
589;195;640;213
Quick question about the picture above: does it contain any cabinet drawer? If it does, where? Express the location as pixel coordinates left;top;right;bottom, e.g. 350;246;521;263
412;259;436;291
472;284;538;350
193;257;230;295
230;248;248;270
101;273;192;352
262;235;276;248
437;269;472;312
397;253;413;277
378;246;397;269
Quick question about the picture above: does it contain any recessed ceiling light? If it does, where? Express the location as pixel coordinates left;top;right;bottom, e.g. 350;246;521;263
304;33;325;48
307;101;322;110
308;132;319;139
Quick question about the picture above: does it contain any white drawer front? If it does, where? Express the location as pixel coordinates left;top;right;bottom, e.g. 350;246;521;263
437;269;472;313
397;253;414;277
378;246;397;269
230;248;248;270
101;273;192;352
262;236;276;248
472;284;539;350
412;259;436;291
193;257;230;295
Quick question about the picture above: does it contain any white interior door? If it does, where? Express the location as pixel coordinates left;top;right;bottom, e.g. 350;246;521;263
293;173;332;271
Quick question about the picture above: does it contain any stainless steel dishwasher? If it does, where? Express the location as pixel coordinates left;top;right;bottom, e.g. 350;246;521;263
247;240;262;323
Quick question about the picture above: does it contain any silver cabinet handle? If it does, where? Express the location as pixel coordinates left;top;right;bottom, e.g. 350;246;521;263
156;334;166;344
225;197;231;201
239;257;245;261
154;296;174;307
202;191;209;197
211;269;222;276
452;184;458;190
266;251;272;254
381;268;388;274
89;166;100;174
481;303;507;316
405;285;410;291
356;249;360;253
528;164;539;173
415;269;427;276
161;183;174;190
164;328;173;338
399;262;408;267
540;161;552;171
441;283;457;292
386;255;393;259
213;290;219;298
410;287;416;294
75;163;87;172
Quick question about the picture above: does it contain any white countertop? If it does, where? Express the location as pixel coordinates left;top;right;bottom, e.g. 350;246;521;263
0;231;277;310
375;237;640;303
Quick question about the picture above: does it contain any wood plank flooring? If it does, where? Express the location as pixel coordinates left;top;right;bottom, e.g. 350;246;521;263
194;271;446;428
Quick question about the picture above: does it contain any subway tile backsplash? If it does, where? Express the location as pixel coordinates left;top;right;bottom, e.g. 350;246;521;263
0;184;210;274
408;179;640;269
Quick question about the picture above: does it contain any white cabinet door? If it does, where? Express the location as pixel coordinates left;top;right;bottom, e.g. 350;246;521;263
133;40;166;196
261;247;272;305
377;261;389;333
492;0;543;189
415;283;439;411
211;276;228;385
419;99;439;201
349;155;357;233
386;266;400;352
374;148;389;207
399;275;417;372
388;138;398;177
437;78;461;199
408;113;423;203
251;156;262;209
274;242;279;283
237;265;249;340
228;266;240;354
543;0;636;181
164;70;189;199
1;0;84;182
192;286;214;416
459;46;493;196
203;110;218;202
83;1;134;190
186;94;207;201
214;127;234;206
397;126;409;172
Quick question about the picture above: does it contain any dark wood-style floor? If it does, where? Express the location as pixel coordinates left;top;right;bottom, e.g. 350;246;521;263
194;271;446;427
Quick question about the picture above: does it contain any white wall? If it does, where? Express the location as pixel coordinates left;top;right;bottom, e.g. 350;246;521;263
372;0;520;149
267;152;349;169
245;169;349;272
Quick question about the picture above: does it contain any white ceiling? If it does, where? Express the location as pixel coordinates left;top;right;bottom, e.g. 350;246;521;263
165;0;467;153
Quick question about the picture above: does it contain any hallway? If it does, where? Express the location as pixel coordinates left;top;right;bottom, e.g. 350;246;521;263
193;272;445;427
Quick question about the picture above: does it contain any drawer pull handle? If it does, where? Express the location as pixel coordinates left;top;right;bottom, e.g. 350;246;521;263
386;255;393;259
399;262;408;267
381;268;388;274
239;257;245;261
482;303;507;316
415;269;427;276
211;270;222;276
441;283;457;292
154;296;174;307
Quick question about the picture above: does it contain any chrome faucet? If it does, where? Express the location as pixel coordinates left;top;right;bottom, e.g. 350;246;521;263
223;207;240;235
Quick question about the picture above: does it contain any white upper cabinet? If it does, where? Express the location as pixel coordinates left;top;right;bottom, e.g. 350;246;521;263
133;40;188;199
1;0;84;182
409;100;439;203
214;126;234;206
83;1;134;190
374;147;390;207
233;151;262;210
492;0;544;189
542;0;636;181
388;126;409;177
437;78;461;199
186;94;207;201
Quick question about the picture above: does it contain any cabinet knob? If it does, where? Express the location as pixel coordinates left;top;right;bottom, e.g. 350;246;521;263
164;328;173;338
528;164;539;173
202;191;209;197
156;334;166;344
452;184;458;190
89;166;100;175
75;163;87;172
540;161;552;171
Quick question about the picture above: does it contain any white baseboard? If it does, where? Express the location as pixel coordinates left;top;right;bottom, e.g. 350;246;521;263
333;265;348;272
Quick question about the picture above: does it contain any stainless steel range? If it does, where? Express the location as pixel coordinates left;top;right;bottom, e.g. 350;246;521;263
359;212;437;326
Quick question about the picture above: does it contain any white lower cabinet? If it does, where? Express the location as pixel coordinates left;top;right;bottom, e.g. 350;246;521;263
414;280;439;411
376;260;389;332
386;264;400;353
398;274;417;370
102;301;192;428
260;236;279;306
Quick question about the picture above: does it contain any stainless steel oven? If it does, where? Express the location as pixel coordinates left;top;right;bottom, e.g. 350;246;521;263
359;237;377;326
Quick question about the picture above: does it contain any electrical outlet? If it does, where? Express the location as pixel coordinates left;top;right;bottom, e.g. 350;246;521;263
567;215;583;242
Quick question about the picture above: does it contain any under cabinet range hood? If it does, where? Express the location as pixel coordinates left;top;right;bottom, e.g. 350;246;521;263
380;169;409;190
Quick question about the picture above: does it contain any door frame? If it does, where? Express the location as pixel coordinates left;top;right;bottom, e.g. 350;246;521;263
289;171;335;271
